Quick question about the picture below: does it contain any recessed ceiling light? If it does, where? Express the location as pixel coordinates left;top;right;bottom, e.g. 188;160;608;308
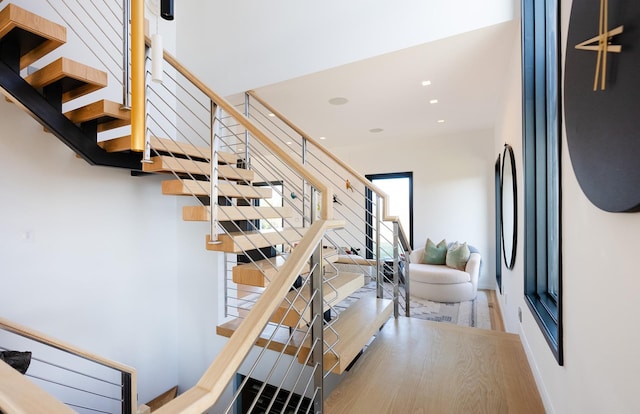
268;113;276;117
319;136;326;140
437;119;445;124
421;80;431;86
286;141;293;145
328;97;349;105
369;128;384;133
430;99;438;104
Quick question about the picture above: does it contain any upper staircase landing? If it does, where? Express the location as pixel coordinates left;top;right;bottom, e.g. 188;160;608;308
325;317;545;413
0;4;66;70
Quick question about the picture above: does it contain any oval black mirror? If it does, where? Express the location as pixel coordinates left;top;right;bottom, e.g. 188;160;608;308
501;144;517;270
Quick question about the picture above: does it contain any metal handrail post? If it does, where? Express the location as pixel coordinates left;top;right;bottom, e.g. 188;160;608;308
122;371;132;414
404;249;411;317
375;195;382;299
210;102;220;242
302;137;307;227
393;221;399;318
310;241;324;413
244;92;251;169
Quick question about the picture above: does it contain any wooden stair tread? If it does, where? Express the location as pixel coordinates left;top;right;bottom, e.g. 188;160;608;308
64;99;131;132
232;248;340;288
217;296;393;375
25;57;107;103
0;4;66;70
272;271;365;327
161;180;272;199
206;227;305;253
299;295;393;374
216;318;306;358
98;137;238;164
143;156;253;181
183;205;293;222
150;137;238;164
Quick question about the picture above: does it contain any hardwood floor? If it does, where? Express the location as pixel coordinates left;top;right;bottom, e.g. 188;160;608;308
325;317;544;413
483;289;505;331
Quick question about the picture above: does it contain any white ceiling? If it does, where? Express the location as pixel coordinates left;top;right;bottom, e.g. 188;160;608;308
250;21;518;150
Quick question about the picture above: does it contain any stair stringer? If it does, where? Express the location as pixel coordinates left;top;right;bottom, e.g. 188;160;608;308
0;60;140;169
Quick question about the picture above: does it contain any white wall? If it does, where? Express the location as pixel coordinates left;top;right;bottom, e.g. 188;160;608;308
332;129;496;289
176;0;515;96
494;2;640;412
0;99;179;403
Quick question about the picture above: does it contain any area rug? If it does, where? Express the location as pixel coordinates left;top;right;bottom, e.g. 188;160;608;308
334;283;492;330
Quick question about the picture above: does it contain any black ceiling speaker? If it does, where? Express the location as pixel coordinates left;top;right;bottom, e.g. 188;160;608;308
160;0;174;21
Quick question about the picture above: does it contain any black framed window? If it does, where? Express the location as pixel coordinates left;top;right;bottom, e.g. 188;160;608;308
365;172;413;259
522;0;562;364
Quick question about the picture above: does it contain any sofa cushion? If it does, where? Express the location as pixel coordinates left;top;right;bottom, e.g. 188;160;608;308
422;238;447;264
446;242;471;270
409;263;471;284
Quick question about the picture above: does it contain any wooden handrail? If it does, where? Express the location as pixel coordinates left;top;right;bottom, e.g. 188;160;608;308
143;40;333;220
155;219;344;414
0;360;74;414
247;91;395;217
0;317;137;413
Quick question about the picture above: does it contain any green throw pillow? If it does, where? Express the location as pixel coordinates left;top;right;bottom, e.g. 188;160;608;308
422;238;447;264
446;242;471;270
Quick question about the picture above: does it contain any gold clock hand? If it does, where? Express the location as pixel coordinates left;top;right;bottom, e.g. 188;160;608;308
602;0;608;90
594;0;605;91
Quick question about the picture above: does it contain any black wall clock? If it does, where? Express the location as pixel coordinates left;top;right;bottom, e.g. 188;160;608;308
564;0;640;212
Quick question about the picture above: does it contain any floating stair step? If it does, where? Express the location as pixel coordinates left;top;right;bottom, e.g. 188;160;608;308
232;248;340;288
161;180;272;199
271;271;365;328
183;205;292;222
25;57;107;103
298;295;393;374
149;137;238;164
143;156;253;181
216;296;392;374
0;4;66;70
98;136;238;163
216;318;306;358
98;135;134;153
206;227;305;253
64;99;130;132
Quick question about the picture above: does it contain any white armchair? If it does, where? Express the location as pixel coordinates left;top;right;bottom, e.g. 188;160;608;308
408;247;481;302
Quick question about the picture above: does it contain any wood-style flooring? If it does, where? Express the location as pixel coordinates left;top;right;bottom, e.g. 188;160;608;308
325;315;544;414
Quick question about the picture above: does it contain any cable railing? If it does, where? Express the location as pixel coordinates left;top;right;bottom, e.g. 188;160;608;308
141;36;403;412
0;318;136;414
41;0;131;107
244;90;413;316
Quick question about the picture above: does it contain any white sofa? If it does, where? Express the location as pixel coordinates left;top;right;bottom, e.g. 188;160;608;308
408;247;481;302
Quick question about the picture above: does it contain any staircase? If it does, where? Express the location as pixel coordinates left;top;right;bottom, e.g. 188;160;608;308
0;3;410;413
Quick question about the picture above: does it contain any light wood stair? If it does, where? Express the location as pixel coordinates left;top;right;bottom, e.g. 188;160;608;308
231;248;340;287
0;4;66;70
143;155;253;180
25;57;107;103
184;205;293;222
99;136;239;164
217;295;392;374
271;271;365;327
161;180;272;199
206;227;305;253
298;295;392;374
64;99;131;132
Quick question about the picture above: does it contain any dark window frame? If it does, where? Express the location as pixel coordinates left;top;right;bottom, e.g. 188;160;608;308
364;172;414;260
522;0;563;365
